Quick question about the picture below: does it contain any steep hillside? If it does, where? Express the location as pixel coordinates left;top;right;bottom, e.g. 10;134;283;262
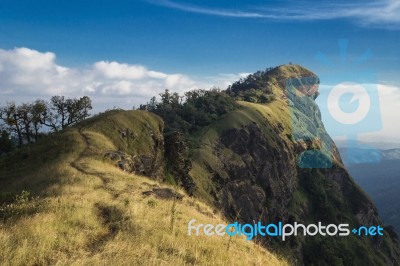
189;65;400;265
0;110;287;265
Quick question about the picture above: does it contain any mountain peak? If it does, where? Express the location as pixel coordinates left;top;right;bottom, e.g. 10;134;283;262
269;64;320;99
227;64;320;103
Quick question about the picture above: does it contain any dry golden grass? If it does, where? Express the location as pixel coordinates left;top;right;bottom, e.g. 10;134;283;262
0;113;287;266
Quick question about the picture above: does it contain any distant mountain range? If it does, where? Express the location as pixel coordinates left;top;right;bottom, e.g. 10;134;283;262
335;140;400;150
339;146;400;234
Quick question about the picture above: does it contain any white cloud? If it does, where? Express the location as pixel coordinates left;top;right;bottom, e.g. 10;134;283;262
94;61;148;80
0;47;253;112
205;72;251;88
343;0;400;26
148;70;168;79
0;47;208;110
148;0;264;18
0;47;72;95
0;47;57;72
149;0;400;29
165;74;194;89
322;83;400;143
363;84;400;142
0;47;257;113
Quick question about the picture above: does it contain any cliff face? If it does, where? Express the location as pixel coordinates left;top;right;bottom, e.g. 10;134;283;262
189;65;400;265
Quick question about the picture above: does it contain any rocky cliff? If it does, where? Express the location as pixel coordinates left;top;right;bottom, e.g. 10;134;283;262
187;65;400;265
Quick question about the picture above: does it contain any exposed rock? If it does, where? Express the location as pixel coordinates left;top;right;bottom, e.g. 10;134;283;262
142;187;183;200
104;151;135;172
104;123;165;179
214;122;297;223
104;150;164;178
118;128;135;139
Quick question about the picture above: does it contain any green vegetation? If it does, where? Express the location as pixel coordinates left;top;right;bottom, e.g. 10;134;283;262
0;109;287;266
142;88;238;137
227;67;276;103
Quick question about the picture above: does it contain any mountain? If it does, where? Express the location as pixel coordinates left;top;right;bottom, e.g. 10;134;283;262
0;110;287;265
339;146;400;165
186;65;400;265
383;149;400;160
1;64;399;265
340;147;400;236
335;140;400;150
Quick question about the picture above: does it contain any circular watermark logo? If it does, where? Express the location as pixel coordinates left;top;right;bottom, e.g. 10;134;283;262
327;82;371;125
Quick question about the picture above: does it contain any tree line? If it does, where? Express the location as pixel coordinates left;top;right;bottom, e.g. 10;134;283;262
0;96;92;152
226;67;277;104
140;88;238;137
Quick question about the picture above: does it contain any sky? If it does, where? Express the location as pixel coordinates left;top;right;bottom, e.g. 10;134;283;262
0;0;399;142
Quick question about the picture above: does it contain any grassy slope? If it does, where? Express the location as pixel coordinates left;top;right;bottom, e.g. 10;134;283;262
0;110;287;266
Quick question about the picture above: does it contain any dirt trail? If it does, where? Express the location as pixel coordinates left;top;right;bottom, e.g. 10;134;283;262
69;127;123;253
70;127;110;184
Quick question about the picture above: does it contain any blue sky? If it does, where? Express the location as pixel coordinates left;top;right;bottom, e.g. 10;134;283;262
0;0;399;140
1;0;399;75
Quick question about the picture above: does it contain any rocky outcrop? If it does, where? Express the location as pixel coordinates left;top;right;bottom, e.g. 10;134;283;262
190;65;400;265
104;122;165;179
104;151;162;178
142;187;184;200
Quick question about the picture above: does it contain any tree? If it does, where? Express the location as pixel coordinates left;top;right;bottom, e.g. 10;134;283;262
0;95;93;152
43;95;92;131
0;102;23;146
150;88;238;137
17;103;34;144
148;96;157;111
226;67;277;101
160;89;171;105
0;101;44;146
30;100;47;141
66;96;92;127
